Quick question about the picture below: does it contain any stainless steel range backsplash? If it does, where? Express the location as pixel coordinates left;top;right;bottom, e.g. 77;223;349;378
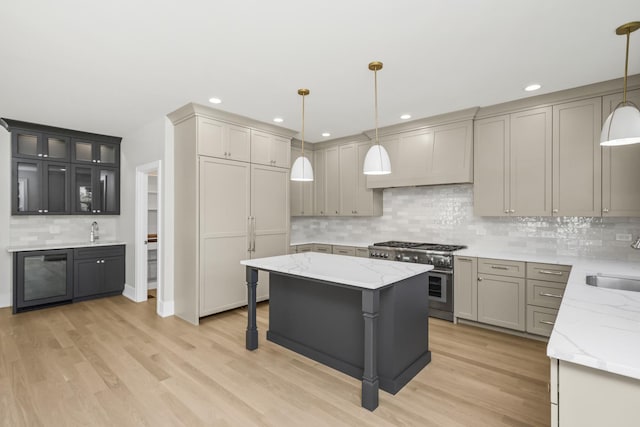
291;184;640;261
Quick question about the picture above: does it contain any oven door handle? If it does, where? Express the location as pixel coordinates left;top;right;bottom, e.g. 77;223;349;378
429;269;453;275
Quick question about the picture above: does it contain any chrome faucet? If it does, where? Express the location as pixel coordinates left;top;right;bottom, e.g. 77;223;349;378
90;221;100;242
632;236;640;250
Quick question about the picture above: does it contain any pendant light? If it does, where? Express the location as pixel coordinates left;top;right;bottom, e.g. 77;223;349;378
601;21;640;146
290;88;314;181
363;61;392;175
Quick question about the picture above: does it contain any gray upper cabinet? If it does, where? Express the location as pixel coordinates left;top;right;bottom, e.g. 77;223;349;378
71;139;119;167
251;130;290;168
198;118;251;162
366;120;473;189
474;107;552;216
3;118;121;216
552;98;602;217
12;129;70;161
602;89;640;217
313;148;327;216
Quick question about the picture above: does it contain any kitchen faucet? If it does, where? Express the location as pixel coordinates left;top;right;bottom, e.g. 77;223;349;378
90;221;99;242
632;236;640;250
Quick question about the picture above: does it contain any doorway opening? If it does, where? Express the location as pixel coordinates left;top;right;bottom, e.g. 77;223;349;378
135;160;163;316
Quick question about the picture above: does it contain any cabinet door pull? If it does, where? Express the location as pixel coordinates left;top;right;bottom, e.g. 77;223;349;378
477;277;483;281
43;210;48;213
603;208;609;213
491;265;509;270
43;154;48;158
247;217;252;251
504;210;509;214
552;209;558;213
96;260;100;264
92;159;97;163
540;292;563;299
539;270;563;276
540;320;555;326
38;209;43;213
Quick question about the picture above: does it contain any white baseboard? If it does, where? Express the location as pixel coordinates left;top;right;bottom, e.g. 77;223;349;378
157;299;174;317
122;284;138;302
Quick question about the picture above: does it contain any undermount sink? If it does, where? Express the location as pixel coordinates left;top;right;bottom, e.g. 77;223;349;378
586;274;640;292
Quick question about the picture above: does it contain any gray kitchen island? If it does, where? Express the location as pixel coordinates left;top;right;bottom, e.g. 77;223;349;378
241;252;433;410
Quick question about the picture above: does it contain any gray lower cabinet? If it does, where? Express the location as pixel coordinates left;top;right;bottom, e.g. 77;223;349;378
74;245;125;301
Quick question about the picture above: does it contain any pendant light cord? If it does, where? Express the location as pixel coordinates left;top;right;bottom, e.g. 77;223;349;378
374;68;379;146
624;30;630;103
301;93;305;156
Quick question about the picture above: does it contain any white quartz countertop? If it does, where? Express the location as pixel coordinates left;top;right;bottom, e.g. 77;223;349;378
6;240;127;252
241;252;432;290
456;246;640;380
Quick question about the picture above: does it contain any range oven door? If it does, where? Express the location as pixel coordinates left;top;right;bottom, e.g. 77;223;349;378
427;269;454;321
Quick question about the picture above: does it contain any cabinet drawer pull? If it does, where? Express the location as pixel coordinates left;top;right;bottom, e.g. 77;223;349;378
540;292;563;299
540;320;555;326
491;265;509;270
539;270;563;276
457;257;472;261
603;208;609;213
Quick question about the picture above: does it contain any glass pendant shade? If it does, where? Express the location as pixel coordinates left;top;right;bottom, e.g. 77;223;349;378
290;155;314;181
600;104;640;146
363;144;391;175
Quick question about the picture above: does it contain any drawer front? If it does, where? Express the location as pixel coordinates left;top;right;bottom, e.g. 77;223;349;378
313;244;332;253
332;245;356;256
355;247;370;258
295;244;314;253
527;262;571;283
527;279;565;309
74;245;125;260
478;258;525;278
526;305;558;337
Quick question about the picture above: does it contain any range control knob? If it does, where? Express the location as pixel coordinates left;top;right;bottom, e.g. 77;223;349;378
413;256;419;262
384;253;389;258
396;254;401;261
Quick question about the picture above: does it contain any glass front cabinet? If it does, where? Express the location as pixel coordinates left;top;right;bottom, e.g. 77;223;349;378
71;165;120;214
3;118;121;215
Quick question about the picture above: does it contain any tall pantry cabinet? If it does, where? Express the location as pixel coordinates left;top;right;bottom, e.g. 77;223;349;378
169;103;296;325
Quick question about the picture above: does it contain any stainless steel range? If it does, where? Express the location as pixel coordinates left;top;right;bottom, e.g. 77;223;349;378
369;241;467;321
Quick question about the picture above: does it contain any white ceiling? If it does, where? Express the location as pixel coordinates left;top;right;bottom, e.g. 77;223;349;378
1;1;639;142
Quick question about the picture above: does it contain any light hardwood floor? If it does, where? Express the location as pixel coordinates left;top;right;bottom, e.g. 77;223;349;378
0;296;550;426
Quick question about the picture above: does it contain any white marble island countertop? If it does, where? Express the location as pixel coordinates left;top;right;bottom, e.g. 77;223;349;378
241;252;432;290
6;240;127;252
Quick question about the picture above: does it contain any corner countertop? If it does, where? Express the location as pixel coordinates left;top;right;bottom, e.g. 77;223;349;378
6;240;127;253
241;252;432;290
456;247;640;381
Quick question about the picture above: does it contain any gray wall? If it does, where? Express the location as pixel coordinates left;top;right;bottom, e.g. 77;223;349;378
291;184;640;262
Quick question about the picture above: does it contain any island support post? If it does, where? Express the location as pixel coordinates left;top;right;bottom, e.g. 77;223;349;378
362;289;380;410
245;266;259;350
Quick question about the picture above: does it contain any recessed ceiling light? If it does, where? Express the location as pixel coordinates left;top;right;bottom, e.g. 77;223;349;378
273;117;284;123
400;114;411;120
208;97;222;104
524;84;542;92
322;132;331;137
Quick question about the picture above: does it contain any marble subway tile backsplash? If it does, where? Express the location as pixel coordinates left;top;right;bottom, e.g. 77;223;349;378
291;184;640;262
10;216;118;245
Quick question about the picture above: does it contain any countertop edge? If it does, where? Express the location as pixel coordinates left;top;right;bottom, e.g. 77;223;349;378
7;241;127;252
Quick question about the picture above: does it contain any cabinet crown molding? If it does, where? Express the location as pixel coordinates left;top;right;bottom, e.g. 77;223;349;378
167;103;297;138
1;118;122;143
476;73;640;119
362;107;480;138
